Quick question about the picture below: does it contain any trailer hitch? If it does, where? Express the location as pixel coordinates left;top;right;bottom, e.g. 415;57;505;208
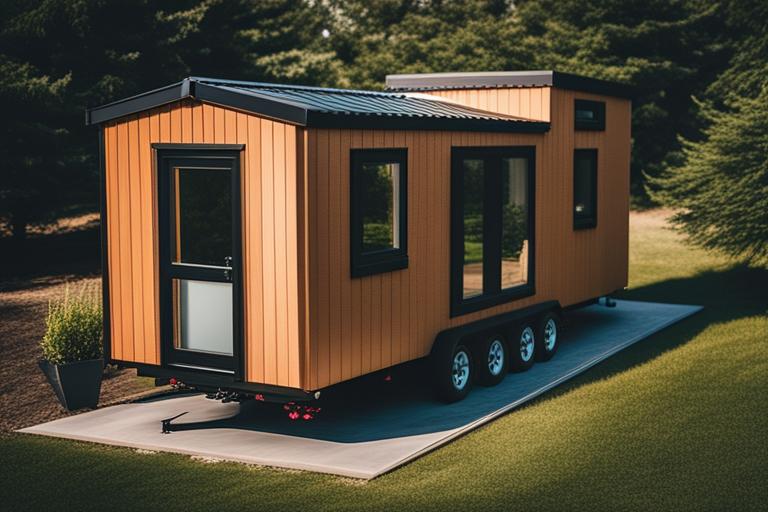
161;412;188;434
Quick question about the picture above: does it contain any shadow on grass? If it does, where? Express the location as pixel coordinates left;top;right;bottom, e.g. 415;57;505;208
145;266;767;443
526;264;768;405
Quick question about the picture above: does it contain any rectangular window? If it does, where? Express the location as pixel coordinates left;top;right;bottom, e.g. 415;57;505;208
350;148;408;277
461;159;485;299
500;157;530;290
451;147;535;317
574;149;598;229
574;99;606;131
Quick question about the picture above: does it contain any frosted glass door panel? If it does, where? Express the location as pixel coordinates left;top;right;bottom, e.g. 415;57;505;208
175;279;233;355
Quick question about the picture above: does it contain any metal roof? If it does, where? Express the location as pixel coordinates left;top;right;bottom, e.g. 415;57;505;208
385;70;635;99
85;77;550;132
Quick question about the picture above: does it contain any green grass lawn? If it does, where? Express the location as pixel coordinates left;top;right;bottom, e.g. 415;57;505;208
2;211;766;511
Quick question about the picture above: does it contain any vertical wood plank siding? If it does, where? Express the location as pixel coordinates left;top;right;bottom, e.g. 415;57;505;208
104;87;629;393
304;87;630;389
103;100;303;388
426;87;551;121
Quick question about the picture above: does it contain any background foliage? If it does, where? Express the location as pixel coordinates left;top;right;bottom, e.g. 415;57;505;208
0;0;765;261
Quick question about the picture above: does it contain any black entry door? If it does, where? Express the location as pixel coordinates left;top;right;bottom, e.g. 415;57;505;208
156;145;243;376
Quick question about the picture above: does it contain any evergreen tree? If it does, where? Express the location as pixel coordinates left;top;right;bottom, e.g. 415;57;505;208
171;0;344;86
650;90;768;265
513;0;730;204
327;0;528;90
650;0;768;264
0;0;192;240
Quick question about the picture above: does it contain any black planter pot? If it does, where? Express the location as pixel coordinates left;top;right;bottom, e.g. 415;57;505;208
39;359;103;411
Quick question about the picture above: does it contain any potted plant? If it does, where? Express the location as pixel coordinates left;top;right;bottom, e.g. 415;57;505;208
39;283;104;410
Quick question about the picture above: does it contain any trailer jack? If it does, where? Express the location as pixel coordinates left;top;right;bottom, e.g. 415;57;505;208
161;412;188;434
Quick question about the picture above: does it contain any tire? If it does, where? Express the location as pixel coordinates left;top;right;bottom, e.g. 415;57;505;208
508;322;536;372
473;333;508;386
430;340;473;403
535;311;561;362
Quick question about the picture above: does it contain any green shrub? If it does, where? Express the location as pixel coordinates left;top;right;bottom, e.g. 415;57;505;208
41;283;103;364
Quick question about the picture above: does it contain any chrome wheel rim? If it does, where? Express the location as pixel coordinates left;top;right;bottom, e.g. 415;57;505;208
520;327;535;362
487;339;505;376
452;349;470;390
544;318;557;352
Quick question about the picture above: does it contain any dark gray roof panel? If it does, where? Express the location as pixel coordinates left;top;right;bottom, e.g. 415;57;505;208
85;77;550;132
385;70;635;99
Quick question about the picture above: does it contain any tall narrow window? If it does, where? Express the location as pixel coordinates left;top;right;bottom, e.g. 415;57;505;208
500;158;530;290
451;147;535;317
575;99;606;131
350;149;408;277
574;149;598;229
461;159;485;299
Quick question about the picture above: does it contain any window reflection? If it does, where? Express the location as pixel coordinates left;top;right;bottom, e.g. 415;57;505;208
360;162;400;253
501;158;529;290
462;159;484;298
172;167;232;267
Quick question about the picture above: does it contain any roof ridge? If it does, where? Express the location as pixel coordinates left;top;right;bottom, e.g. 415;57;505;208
190;76;404;98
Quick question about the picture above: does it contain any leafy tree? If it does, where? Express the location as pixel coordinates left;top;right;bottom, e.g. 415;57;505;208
513;0;730;204
0;53;69;240
705;0;768;102
172;0;345;86
649;90;768;265
650;0;768;264
0;0;192;240
327;0;528;90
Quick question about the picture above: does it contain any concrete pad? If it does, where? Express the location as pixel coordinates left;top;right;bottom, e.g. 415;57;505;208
20;300;701;479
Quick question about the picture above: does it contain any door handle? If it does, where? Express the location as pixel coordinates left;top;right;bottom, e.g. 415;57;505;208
224;256;233;281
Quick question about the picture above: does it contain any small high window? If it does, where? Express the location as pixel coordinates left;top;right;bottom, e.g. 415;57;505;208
573;149;598;229
350;149;408;277
574;99;606;131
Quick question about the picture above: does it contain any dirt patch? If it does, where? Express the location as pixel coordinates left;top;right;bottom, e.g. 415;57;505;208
0;274;158;432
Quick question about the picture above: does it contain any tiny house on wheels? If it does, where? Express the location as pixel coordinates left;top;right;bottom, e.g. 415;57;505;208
87;71;632;403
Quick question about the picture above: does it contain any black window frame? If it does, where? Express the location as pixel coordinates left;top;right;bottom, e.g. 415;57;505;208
350;148;409;278
573;148;598;230
574;99;606;131
450;146;536;317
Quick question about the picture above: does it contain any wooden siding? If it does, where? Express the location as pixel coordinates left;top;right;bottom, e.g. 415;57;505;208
103;100;303;388
304;88;630;389
426;87;551;121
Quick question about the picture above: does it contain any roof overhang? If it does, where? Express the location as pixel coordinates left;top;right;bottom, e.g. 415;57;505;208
385;70;635;99
85;78;310;126
85;77;550;133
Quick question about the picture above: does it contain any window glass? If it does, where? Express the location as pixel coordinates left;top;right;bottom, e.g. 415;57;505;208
501;158;530;290
451;148;535;316
172;167;232;267
173;279;233;355
360;162;400;252
574;99;606;130
351;149;408;277
574;150;598;228
462;159;485;299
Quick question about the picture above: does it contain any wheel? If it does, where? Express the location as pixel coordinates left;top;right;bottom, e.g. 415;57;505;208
508;322;536;372
474;333;508;386
430;341;473;403
535;311;561;362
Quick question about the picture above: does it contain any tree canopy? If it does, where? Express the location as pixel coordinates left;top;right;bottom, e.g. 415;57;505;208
0;0;765;260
